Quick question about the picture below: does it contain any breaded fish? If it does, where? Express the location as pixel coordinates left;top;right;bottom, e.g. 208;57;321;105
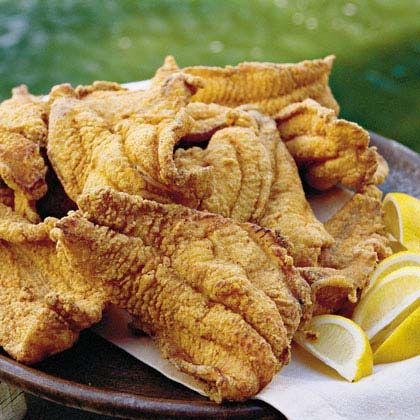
48;56;202;125
0;85;48;146
48;99;211;206
300;186;391;314
0;86;48;222
52;187;312;402
275;99;388;190
183;56;339;115
49;88;331;266
0;204;105;363
176;107;333;265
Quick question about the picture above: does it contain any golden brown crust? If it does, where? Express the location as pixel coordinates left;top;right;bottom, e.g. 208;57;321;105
321;186;391;268
52;187;312;402
47;98;211;206
47;60;207;206
183;102;258;142
74;81;125;97
175;106;332;266
0;54;395;401
183;56;339;115
275;99;387;190
0;204;106;364
0;86;48;222
48;87;331;267
372;152;389;185
47;57;202;126
250;111;334;266
302;186;391;314
197;125;273;222
0;131;46;200
0;85;48;146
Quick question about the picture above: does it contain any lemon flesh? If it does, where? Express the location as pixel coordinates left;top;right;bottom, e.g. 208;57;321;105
363;251;420;296
294;315;373;382
373;306;420;364
383;193;420;251
353;266;420;340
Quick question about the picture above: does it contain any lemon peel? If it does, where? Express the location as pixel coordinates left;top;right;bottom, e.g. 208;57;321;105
294;315;373;382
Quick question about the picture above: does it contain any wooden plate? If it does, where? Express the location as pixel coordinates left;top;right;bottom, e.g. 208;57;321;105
0;133;418;419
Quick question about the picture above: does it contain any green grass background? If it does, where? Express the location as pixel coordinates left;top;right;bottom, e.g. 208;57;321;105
0;0;419;151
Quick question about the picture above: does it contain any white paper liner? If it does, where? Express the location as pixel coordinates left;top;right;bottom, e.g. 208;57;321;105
94;305;420;420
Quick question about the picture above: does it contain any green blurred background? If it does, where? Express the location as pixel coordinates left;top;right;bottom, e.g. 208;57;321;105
0;0;419;151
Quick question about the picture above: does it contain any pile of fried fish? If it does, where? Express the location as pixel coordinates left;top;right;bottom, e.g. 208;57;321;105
0;56;391;402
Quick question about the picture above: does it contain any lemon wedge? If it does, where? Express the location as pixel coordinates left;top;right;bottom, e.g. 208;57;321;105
353;266;420;340
294;315;373;382
362;251;420;296
373;306;420;364
383;193;420;251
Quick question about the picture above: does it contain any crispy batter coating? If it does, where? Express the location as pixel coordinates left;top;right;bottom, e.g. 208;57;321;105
320;186;391;268
47;65;209;206
0;54;395;402
46;60;204;207
252;112;334;266
0;131;47;222
0;204;106;363
0;185;14;208
48;99;210;205
48;88;330;266
0;85;48;146
183;56;339;115
185;125;273;223
301;186;391;314
52;187;312;402
275;99;388;190
176;106;333;266
183;102;258;142
373;152;389;185
47;81;136;124
0;86;48;222
48;57;202;125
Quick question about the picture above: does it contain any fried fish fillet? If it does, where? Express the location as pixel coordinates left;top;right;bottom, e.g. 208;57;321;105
0;86;48;222
48;88;331;266
48;98;210;206
176;107;333;266
0;85;48;146
275;99;388;190
52;187;312;402
320;186;391;269
48;56;202;125
47;56;208;203
0;184;14;208
47;59;208;205
0;204;106;363
183;102;258;142
0;130;47;222
253;112;334;266
183;55;339;115
300;186;391;314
